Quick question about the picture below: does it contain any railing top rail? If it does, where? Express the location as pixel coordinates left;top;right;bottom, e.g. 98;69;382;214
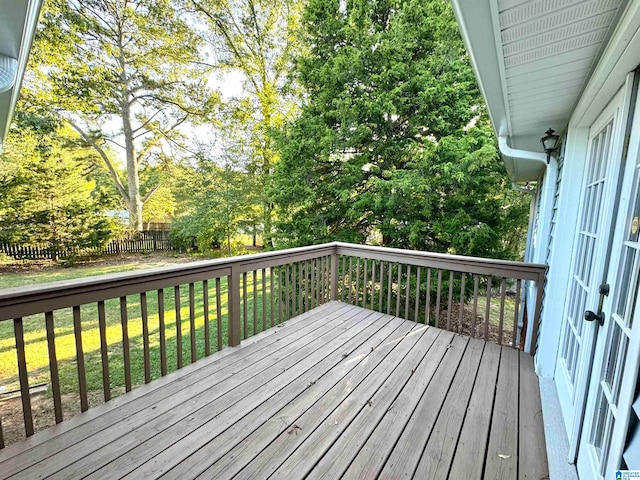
0;243;336;321
334;242;547;280
0;241;546;321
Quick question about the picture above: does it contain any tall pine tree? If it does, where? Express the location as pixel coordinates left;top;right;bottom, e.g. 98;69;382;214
271;0;528;258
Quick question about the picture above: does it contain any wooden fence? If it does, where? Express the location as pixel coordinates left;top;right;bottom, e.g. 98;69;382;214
0;231;174;260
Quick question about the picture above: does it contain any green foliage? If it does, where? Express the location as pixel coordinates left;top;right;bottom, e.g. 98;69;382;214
0;114;112;252
271;0;529;259
171;155;260;255
192;0;304;247
28;0;215;230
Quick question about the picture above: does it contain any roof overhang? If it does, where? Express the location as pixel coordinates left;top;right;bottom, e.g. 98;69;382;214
451;0;636;182
0;0;43;152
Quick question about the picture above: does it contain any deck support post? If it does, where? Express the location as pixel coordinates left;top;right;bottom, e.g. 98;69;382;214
528;269;546;355
330;250;339;301
228;265;242;347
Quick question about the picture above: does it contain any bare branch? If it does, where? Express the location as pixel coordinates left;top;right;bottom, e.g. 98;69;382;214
142;184;161;203
67;119;130;202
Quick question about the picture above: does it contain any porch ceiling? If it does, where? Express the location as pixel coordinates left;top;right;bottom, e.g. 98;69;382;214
452;0;629;182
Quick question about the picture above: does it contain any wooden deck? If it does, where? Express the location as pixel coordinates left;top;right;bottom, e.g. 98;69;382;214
0;301;548;479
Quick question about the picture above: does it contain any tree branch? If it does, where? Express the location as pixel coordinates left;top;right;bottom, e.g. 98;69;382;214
142;184;161;203
67;119;130;202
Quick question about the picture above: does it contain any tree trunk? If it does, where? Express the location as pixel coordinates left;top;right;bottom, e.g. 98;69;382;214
122;102;143;231
118;37;143;232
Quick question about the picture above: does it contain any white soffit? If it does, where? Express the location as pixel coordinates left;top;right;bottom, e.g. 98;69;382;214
499;0;625;145
452;0;628;182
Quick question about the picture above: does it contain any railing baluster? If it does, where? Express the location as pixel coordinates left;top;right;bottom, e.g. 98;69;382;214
425;268;431;325
45;311;63;423
472;276;479;338
435;270;442;328
395;264;401;317
275;267;281;323
318;257;324;305
370;260;376;311
340;256;346;302
316;258;322;306
157;290;167;376
14;317;34;436
253;270;258;332
363;258;368;308
97;301;111;400
355;257;361;307
140;293;151;384
387;262;392;315
310;259;316;309
325;255;330;302
319;257;324;304
414;266;421;323
405;264;411;319
296;262;304;315
120;298;132;392
73;306;89;411
447;271;454;331
498;278;507;345
285;264;291;320
329;252;340;300
313;258;322;306
263;268;268;331
458;274;466;334
203;280;210;357
348;257;353;305
216;277;223;351
270;267;275;327
304;260;312;310
174;286;182;368
243;272;248;337
484;277;493;342
188;283;196;363
378;261;384;313
512;279;522;348
291;264;297;316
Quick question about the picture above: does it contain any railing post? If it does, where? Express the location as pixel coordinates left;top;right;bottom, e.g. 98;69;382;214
330;250;339;301
528;269;546;355
228;265;242;347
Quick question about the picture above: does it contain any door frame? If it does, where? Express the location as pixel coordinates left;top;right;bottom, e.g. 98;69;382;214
578;70;640;478
554;80;634;461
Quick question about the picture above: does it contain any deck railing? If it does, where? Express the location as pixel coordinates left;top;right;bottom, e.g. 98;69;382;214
0;242;545;448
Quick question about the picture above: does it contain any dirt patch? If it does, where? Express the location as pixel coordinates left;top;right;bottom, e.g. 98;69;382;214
1;388;127;448
435;303;518;347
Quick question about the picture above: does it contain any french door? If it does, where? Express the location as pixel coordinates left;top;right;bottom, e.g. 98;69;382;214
554;87;629;458
577;75;640;479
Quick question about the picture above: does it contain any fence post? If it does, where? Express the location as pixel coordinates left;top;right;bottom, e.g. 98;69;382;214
330;248;339;301
228;265;242;347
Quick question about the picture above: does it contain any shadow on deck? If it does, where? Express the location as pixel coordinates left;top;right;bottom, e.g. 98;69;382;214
0;301;548;479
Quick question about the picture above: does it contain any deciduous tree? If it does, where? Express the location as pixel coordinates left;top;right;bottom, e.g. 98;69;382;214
30;0;215;230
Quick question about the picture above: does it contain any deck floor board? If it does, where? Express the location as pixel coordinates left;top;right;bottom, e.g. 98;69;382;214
0;301;548;480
